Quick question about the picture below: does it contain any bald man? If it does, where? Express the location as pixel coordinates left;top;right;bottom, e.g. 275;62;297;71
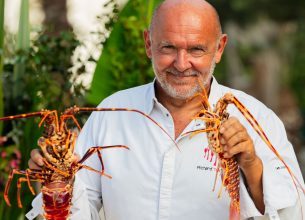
27;0;304;219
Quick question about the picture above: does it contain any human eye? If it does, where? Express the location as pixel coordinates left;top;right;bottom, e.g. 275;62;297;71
189;46;207;57
159;44;176;54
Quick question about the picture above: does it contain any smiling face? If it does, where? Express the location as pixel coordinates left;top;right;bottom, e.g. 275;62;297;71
144;0;227;100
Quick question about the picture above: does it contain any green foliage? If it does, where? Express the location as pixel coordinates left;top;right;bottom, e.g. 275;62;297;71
0;137;21;191
210;0;305;135
212;0;305;26
13;0;30;99
87;0;162;105
0;0;5;133
291;21;305;109
290;20;305;137
4;32;86;113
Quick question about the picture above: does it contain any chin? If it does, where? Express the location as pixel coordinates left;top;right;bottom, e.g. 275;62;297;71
156;75;202;99
164;84;200;100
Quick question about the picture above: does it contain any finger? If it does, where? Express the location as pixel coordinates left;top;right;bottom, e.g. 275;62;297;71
28;159;43;170
220;118;245;141
224;140;254;161
219;117;240;132
30;149;44;166
224;140;246;156
225;130;249;148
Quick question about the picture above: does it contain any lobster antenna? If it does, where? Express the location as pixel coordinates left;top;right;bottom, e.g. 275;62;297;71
67;106;180;150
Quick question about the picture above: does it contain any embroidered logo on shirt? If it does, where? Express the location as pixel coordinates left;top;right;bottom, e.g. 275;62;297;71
275;165;286;170
203;147;218;166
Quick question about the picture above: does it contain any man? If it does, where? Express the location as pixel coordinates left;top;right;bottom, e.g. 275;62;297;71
27;0;304;219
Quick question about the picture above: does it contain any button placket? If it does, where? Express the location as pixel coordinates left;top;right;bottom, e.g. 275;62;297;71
158;147;176;220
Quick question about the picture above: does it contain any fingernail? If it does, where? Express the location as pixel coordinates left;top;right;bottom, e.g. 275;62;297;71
219;126;225;133
220;138;226;145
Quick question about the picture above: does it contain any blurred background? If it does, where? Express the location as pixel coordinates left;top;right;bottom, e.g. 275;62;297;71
0;0;304;219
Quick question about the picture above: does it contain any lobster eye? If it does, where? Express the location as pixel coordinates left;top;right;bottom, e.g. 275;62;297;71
198;113;204;117
37;137;46;146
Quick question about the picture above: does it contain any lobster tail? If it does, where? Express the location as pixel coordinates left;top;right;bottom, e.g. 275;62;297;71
229;201;240;220
42;182;73;220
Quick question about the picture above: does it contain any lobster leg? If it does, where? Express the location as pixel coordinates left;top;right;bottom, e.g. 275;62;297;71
38;110;58;129
76;145;130;178
42;158;70;177
77;164;112;179
60;114;81;130
4;169;43;207
17;177;40;208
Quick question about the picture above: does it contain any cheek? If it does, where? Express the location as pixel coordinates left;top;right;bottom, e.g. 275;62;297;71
152;53;175;69
192;59;214;73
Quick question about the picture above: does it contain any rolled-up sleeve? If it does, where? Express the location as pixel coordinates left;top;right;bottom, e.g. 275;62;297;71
238;108;305;219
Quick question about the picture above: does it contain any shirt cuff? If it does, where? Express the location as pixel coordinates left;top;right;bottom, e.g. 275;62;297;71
239;158;299;219
239;173;262;219
262;158;298;214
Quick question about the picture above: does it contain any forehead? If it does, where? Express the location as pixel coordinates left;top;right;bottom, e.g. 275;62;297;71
152;4;218;45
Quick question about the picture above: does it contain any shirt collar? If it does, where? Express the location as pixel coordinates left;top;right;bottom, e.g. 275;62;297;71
208;76;223;108
145;79;158;115
145;76;222;115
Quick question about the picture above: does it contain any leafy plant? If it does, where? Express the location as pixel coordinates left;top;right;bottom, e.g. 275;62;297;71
87;0;162;105
0;0;5;134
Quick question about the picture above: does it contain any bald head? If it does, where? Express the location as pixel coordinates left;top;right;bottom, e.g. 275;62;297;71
149;0;222;39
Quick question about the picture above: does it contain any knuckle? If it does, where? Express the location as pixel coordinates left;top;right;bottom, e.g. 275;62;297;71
230;116;238;123
227;138;237;147
236;132;244;141
221;131;230;140
31;149;39;157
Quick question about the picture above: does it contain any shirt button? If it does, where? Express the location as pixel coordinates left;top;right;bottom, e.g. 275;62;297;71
166;113;169;117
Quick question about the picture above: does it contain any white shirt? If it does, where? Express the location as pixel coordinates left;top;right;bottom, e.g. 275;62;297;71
27;78;305;220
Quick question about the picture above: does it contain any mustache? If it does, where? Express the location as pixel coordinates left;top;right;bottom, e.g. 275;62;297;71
166;68;200;77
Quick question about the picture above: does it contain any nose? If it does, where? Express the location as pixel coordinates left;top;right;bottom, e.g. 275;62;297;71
174;49;192;72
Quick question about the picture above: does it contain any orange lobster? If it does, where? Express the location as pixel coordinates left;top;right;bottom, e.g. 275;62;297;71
1;106;177;220
186;88;305;220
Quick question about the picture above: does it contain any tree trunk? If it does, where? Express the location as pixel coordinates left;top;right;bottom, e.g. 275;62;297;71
42;0;70;35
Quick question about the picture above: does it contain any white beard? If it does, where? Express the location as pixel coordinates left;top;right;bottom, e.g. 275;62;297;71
153;57;216;100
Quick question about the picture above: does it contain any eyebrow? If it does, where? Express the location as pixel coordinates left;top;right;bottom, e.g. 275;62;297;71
158;41;208;50
190;45;208;51
158;41;173;47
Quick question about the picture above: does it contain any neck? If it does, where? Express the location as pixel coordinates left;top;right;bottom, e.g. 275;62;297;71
154;82;211;113
154;82;211;138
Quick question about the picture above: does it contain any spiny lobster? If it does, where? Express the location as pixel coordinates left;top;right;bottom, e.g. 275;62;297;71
1;106;177;220
186;88;305;220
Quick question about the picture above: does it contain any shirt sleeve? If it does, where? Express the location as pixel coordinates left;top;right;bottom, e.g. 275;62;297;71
238;108;305;219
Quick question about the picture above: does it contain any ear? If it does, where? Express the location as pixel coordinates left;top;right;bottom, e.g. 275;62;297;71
143;29;152;58
214;34;228;63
